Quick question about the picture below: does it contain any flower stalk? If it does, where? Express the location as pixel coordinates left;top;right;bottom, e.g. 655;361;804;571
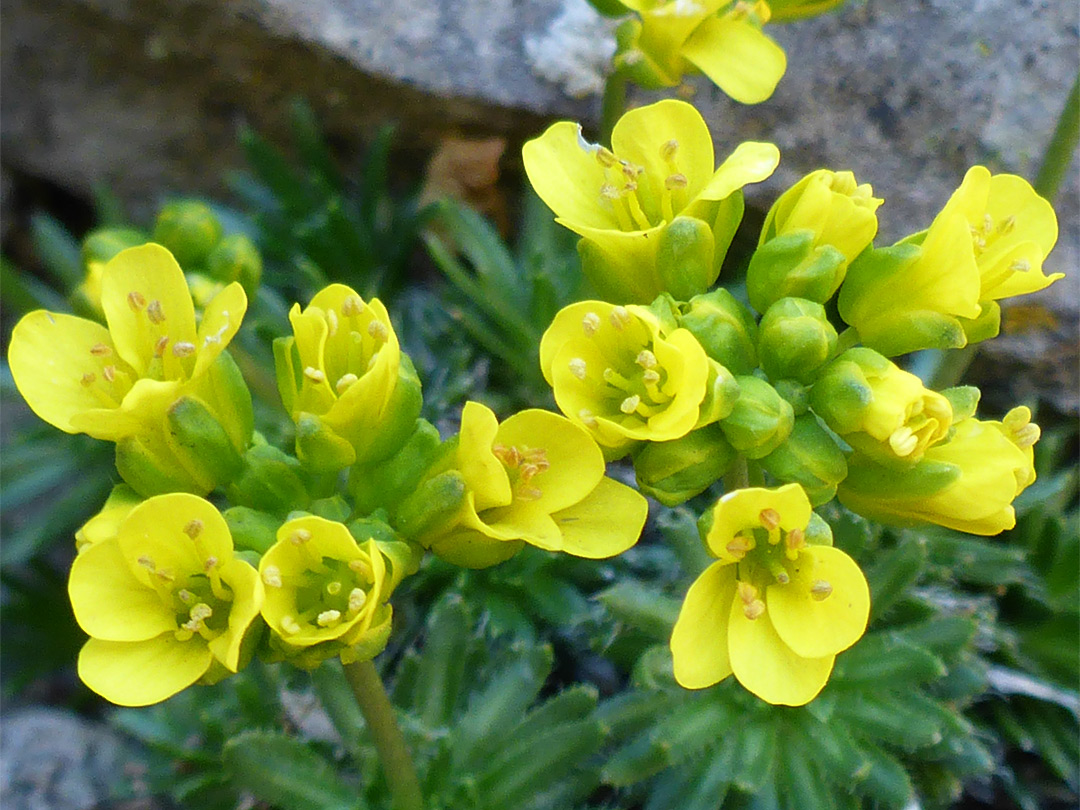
343;660;424;810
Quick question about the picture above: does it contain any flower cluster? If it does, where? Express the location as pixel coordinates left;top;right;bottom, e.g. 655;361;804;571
525;98;1061;704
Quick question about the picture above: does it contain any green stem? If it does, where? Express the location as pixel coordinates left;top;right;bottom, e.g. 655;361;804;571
834;326;859;355
600;72;627;148
723;456;749;493
929;345;977;390
344;660;423;810
1034;70;1080;202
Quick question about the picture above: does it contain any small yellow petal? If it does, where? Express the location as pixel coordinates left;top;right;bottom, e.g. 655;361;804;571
551;477;648;558
681;16;787;105
728;599;834;706
767;545;870;658
78;635;212;707
68;540;175;641
671;561;737;689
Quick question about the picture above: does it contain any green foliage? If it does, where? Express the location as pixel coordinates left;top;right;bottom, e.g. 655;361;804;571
421;191;586;405
231;100;428;303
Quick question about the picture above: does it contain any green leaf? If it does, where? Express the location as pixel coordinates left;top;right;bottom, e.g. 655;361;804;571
223;730;359;810
596;580;681;641
833;632;947;687
865;534;928;618
412;594;471;728
30;212;82;290
310;659;367;760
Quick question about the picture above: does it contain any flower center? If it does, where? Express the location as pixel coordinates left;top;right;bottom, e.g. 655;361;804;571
728;509;831;620
968;212;1017;258
492;444;550;501
580;132;689;231
315;296;389;399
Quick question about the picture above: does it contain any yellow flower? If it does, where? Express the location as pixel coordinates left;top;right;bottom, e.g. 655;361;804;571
10;243;247;441
540;300;712;456
614;1;786;104
75;484;142;552
275;284;421;466
838;407;1039;536
420;402;649;568
523;99;779;302
671;484;869;706
765;0;845;21
810;348;953;466
67;493;264;706
838;166;1063;357
751;170;883;309
259;516;394;669
935;166;1062;301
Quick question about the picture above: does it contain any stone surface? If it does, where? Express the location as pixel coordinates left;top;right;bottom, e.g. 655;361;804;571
0;707;129;810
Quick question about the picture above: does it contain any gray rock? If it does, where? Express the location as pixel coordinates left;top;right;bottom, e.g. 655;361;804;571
0;707;129;810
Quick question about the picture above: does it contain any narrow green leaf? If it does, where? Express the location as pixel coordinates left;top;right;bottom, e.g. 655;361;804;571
865;534;928;618
413;594;471;729
311;659;367;759
596;580;681;641
223;730;359;810
29;213;82;290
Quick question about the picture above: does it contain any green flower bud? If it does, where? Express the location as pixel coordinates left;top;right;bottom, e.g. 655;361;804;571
718;375;795;459
613;17;673;90
81;228;147;267
633;424;737;506
759;413;848;506
656;216;715;301
153;200;224;268
166;395;245;488
349;419;446;517
757;297;838;383
940;386;981;422
696;359;741;425
295;413;357;473
746;230;847;313
207;233;263;297
810;348;953;467
223;506;281;554
394;470;468;541
772;378;809;415
225;442;310;515
309;495;353;523
676;288;758;375
114;434;205;497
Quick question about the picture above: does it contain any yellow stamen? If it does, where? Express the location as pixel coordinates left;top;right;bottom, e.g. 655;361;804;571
348;588;368;614
810;580;833;601
145;300;166;324
568;358;587;380
609;306;631;330
889;426;918;457
89;343;112;357
759;508;781;530
127;291;146;311
335;373;359;394
582;312;601;335
262;566;283;588
303;366;325;383
172;342;196;357
183;519;203;539
368;320;389;341
317;609;342;627
620;394;641;414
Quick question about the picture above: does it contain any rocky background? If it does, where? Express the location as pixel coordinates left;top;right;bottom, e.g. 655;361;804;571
0;0;1077;385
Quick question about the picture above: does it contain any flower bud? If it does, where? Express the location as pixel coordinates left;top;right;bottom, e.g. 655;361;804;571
394;471;468;541
759;414;848;506
746;231;847;313
114;433;206;497
225;442;310;515
295;413;357;473
206;234;263;297
74;229;151;316
759;170;881;268
757;297;838;384
633;424;737;506
223;506;281;555
152;200;224;269
655;215;716;301
810;348;952;466
165;395;245;489
676;288;758;375
696;359;741;425
718;375;795;459
838;411;1037;535
349;419;446;517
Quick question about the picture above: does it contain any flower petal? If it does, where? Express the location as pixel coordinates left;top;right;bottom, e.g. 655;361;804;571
671;561;737;689
8;311;137;437
458;401;514;512
207;558;264;671
101;244;197;376
694;141;780;202
118;493;235;585
193;282;247;378
705;484;811;559
69;539;175;641
728;600;834;706
681;17;786;105
496;409;605;514
551;476;648;558
767;546;870;659
523;121;620;231
78;635;211;706
611;99;714;213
